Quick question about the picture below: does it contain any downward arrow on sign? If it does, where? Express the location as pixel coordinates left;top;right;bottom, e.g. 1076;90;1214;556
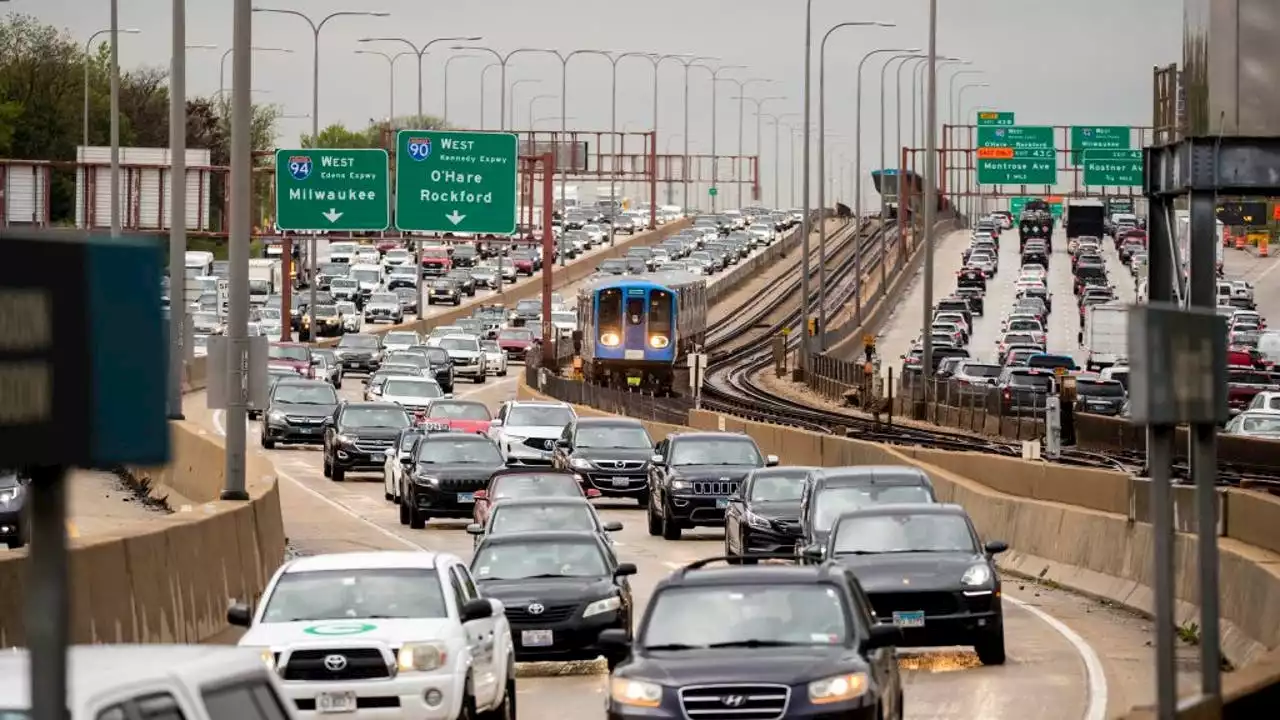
322;208;344;223
446;210;466;225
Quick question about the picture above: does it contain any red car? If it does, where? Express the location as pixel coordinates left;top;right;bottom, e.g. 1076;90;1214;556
421;246;452;276
268;342;315;379
471;469;600;527
421;399;493;434
497;328;535;361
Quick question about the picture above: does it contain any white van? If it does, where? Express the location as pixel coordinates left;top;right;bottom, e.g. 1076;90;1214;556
0;645;297;719
348;263;384;297
327;241;358;264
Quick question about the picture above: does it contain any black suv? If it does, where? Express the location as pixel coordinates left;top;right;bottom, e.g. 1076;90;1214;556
646;432;778;540
259;379;340;449
824;503;1009;665
0;471;30;549
552;417;655;503
600;556;904;719
332;333;383;373
797;466;937;560
427;278;462;306
399;431;505;528
472;530;636;668
396;345;455;393
323;402;411;482
724;466;816;561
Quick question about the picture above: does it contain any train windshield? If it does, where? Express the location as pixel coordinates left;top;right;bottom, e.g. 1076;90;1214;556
626;296;645;326
596;288;623;332
649;289;673;335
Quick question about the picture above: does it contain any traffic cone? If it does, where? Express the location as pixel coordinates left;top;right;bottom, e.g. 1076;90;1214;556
1260;235;1270;258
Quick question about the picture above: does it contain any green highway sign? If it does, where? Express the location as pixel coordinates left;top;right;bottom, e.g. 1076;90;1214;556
1082;149;1144;186
977;155;1057;185
976;111;1015;126
274;149;389;231
1070;126;1131;164
976;125;1054;150
395;129;519;234
1010;196;1064;217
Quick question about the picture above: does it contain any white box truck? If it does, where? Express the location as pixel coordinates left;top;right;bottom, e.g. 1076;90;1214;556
248;258;276;305
1083;303;1128;372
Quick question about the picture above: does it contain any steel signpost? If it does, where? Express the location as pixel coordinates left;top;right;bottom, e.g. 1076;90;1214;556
976;126;1057;185
975;111;1015;126
1070;125;1131;164
1082;149;1143;186
274;149;390;231
394;130;519;235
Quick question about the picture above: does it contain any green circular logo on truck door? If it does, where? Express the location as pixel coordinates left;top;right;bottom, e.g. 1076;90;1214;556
303;622;378;636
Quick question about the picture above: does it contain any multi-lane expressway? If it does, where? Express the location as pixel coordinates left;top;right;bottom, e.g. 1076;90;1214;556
188;229;1206;719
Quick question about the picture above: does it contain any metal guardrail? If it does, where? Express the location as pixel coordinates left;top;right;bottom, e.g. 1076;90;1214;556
523;362;691;424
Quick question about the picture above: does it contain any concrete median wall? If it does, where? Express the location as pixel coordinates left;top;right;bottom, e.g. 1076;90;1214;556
0;420;286;647
517;375;1280;700
1075;413;1280;475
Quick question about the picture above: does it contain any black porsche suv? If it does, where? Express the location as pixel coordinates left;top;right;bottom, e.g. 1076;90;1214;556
399;431;506;529
646;432;778;540
601;556;904;719
552;417;655;502
323;401;411;482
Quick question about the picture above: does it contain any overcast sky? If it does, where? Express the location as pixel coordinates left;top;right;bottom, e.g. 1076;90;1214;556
20;0;1182;208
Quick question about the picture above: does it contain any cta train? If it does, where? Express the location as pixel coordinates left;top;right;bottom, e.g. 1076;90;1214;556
576;272;708;393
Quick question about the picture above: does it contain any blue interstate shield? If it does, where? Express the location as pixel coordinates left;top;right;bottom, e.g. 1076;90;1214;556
407;137;432;161
289;156;312;181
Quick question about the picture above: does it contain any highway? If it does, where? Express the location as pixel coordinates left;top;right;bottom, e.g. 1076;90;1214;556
874;225;1137;379
189;237;1203;719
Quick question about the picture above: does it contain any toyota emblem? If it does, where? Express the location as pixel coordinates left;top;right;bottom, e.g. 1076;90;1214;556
527;603;545;615
721;695;746;707
323;654;348;672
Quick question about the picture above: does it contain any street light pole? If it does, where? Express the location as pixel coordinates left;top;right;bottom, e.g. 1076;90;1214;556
527;94;556;128
955;81;988;219
664;134;683;205
819;22;895;346
699;64;745;214
945;68;983;217
219;46;292;96
922;0;939;387
442;54;478;124
108;0;121;238
254;6;390;339
167;1;187;421
603;52;663;245
83;27;140;150
635;54;694;218
902;57;959;245
359;35;484;121
880;54;925;272
733;96;785;207
508;79;540;129
717;78;772;209
355;50;412;123
479;62;503;129
666;56;718;210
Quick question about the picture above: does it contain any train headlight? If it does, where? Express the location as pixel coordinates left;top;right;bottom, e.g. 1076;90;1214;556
649;335;670;349
600;332;621;347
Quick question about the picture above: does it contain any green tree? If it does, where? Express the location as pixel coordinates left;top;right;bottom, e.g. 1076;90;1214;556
300;114;450;150
300;123;375;149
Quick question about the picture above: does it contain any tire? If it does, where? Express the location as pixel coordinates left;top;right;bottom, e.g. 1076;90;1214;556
6;535;25;550
332;466;346;483
322;454;332;478
458;690;478;720
399;499;410;525
478;675;516;720
260;435;275;449
497;369;507;377
384;490;393;502
646;499;661;536
475;374;485;384
637;490;649;508
661;504;682;541
409;506;427;529
974;625;1006;665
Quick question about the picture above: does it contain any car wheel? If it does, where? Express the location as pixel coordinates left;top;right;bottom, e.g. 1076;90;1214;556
409;506;428;529
637;489;649;507
398;498;410;525
475;374;485;384
384;488;393;502
322;453;332;478
477;675;516;720
260;435;275;450
498;369;507;377
6;534;25;550
661;503;682;541
646;497;661;536
332;466;345;483
457;690;478;720
974;625;1006;665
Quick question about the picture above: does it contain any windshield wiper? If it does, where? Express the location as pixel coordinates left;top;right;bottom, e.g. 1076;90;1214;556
642;643;700;651
705;639;809;649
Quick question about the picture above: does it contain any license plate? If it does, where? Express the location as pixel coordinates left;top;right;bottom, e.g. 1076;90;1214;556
316;692;356;714
457;493;475;503
298;427;317;434
522;629;553;647
716;498;729;509
611;477;631;487
626;375;642;386
426;423;449;431
892;611;925;628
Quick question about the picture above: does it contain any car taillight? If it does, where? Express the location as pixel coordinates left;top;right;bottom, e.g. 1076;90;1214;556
1002;388;1011;400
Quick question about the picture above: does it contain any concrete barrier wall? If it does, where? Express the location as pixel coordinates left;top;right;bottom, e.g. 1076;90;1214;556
0;420;286;647
518;374;1280;680
315;220;692;347
1075;412;1280;475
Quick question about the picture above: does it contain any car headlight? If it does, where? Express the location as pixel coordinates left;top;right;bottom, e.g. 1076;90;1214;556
610;678;662;708
670;480;690;491
583;595;622;618
504;434;527;443
398;642;447;672
243;647;275;670
416;475;440;486
335;434;353;445
600;332;621;346
808;672;869;704
569;457;593;470
961;563;993;587
0;488;21;504
268;411;288;424
649;335;670;349
744;510;771;530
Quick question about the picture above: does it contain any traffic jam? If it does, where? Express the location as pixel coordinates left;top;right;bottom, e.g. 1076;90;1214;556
231;206;1001;720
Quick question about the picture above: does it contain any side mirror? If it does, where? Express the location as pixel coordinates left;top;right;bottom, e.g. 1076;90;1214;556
585;488;602;498
614;562;638;578
765;454;779;467
602;520;623;532
864;624;904;650
650;453;664;464
490;419;503;427
466;523;484;535
984;540;1009;555
800;545;824;561
444;393;454;399
597;627;631;650
226;602;252;628
460;597;494;623
473;490;488;501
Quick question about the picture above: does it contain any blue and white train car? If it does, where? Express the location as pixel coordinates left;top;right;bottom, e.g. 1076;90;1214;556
577;272;708;392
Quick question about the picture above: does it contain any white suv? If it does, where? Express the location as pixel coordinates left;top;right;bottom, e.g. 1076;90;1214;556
489;400;577;466
231;551;515;720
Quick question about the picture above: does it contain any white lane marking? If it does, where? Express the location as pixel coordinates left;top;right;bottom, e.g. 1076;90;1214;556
212;408;427;551
1004;595;1108;720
